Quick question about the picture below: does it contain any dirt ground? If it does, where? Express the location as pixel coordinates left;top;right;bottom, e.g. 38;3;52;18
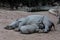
0;9;60;40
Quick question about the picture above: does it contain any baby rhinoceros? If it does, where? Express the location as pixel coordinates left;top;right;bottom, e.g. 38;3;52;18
20;24;40;34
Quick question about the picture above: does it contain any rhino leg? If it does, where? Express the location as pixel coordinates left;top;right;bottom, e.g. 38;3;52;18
42;25;50;33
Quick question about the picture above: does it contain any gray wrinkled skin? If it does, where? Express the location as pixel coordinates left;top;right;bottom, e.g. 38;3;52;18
20;24;39;34
4;15;55;33
4;18;26;30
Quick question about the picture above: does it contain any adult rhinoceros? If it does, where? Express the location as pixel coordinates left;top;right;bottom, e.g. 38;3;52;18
4;15;55;33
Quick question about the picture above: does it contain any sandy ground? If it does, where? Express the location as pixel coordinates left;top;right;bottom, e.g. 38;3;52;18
0;9;60;40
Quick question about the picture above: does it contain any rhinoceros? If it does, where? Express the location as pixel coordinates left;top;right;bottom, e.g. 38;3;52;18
4;15;55;33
